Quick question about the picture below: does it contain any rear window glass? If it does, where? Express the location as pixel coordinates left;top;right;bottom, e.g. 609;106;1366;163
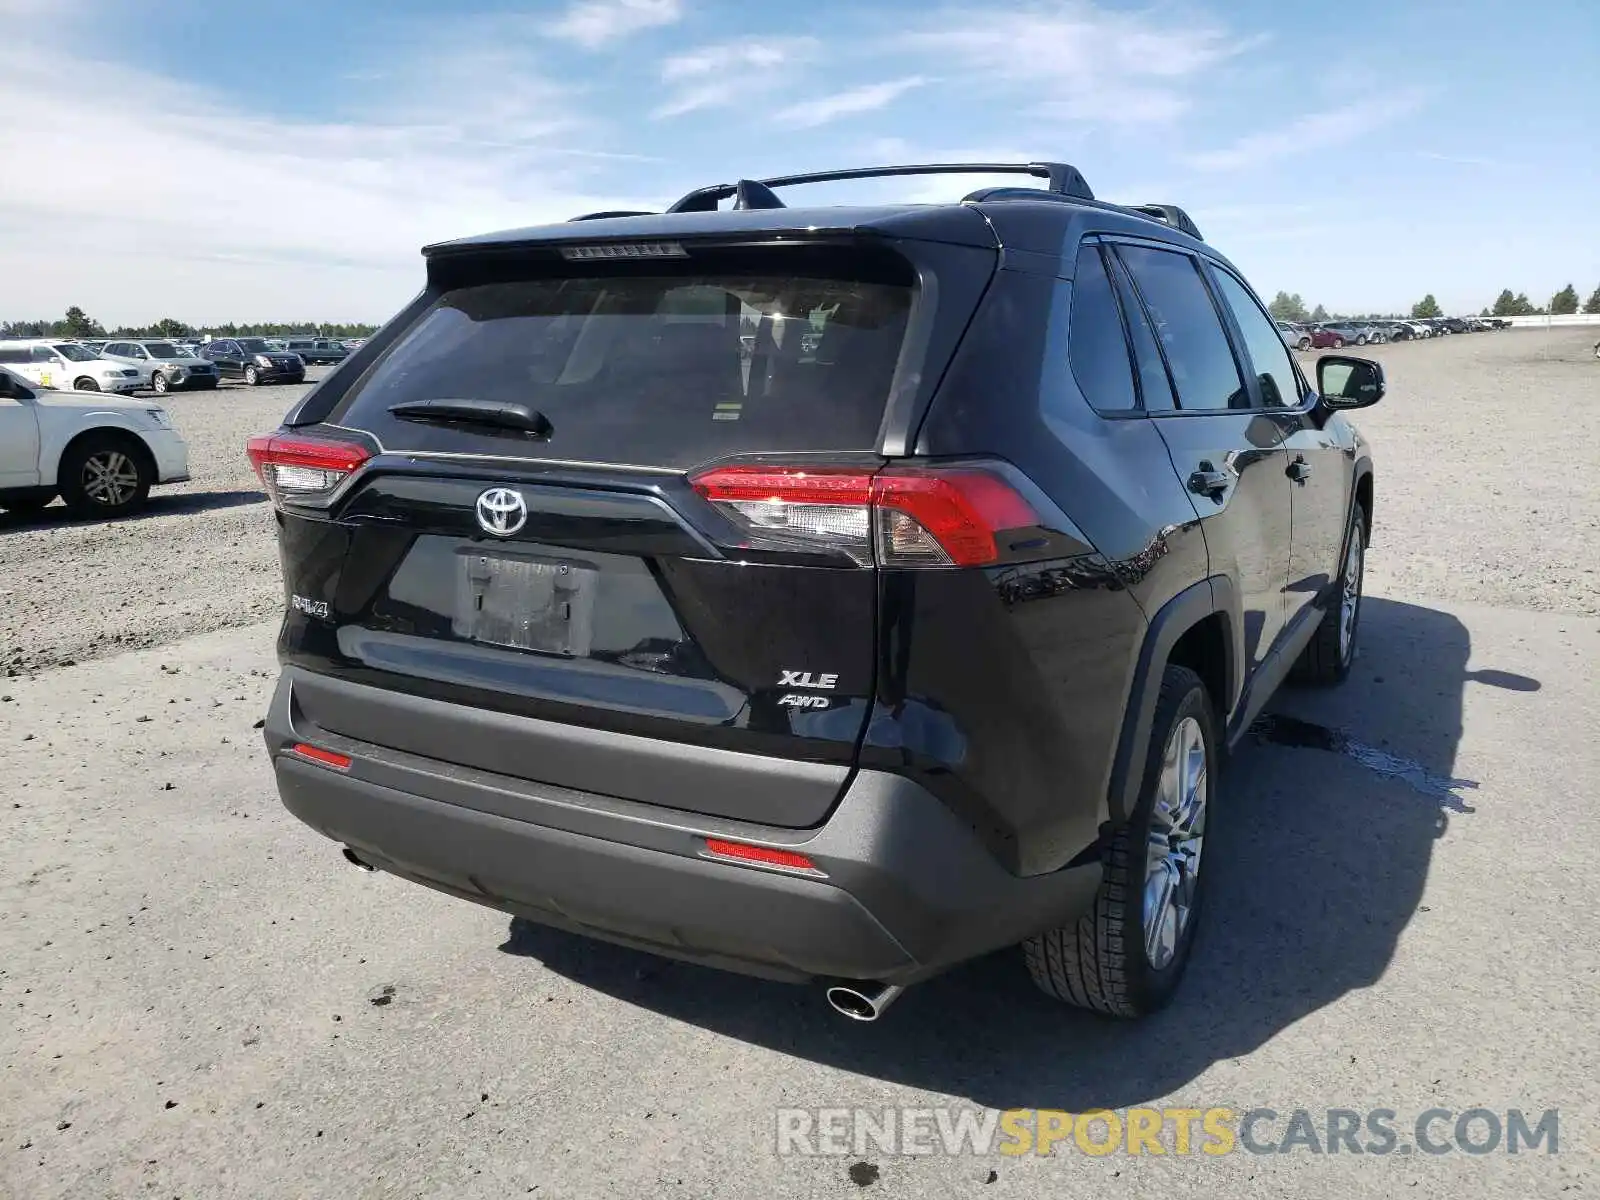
329;252;914;470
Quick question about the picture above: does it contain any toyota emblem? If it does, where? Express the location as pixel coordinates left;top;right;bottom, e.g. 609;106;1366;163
475;488;527;537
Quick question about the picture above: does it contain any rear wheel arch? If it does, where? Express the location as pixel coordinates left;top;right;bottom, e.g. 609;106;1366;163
1353;466;1374;539
1106;577;1239;825
1166;613;1231;731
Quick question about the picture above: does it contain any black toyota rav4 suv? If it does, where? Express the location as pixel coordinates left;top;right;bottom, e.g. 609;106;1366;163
252;162;1381;1021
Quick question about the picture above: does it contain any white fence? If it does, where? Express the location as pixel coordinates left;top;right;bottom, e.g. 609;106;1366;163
1500;313;1600;328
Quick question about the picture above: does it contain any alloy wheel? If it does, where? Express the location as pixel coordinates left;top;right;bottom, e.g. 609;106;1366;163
1143;716;1207;970
1340;522;1364;662
81;450;140;508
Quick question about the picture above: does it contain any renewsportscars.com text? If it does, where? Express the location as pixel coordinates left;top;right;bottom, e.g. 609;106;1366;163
775;1106;1559;1158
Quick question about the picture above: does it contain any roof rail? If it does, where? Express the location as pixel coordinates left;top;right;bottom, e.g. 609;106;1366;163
569;209;657;221
957;187;1206;242
1126;204;1203;241
665;161;1094;213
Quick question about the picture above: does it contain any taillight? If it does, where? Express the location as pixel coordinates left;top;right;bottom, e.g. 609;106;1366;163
691;464;1039;568
246;432;371;509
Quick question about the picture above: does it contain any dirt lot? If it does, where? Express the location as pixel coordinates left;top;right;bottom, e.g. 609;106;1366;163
2;329;1597;1199
0;376;305;677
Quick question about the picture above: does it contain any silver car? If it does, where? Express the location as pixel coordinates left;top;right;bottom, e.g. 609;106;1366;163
1275;320;1312;351
99;340;222;394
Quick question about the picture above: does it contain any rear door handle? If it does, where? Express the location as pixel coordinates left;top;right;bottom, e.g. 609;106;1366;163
1286;457;1312;483
1187;464;1231;499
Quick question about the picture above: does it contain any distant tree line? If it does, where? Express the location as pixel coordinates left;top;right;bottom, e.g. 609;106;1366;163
1268;285;1600;323
1268;293;1407;322
1493;283;1598;317
0;307;380;341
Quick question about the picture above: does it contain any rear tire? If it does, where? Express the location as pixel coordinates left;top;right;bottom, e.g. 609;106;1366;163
1293;506;1366;685
1331;337;1345;349
1297;337;1312;350
59;434;152;518
1024;665;1216;1017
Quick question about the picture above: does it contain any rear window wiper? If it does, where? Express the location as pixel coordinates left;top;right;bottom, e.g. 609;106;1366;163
388;398;553;439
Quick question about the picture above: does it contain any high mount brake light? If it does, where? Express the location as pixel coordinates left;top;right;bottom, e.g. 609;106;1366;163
691;464;1038;568
246;433;371;509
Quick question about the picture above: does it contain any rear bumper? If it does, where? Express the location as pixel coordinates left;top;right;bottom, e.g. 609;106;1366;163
264;668;1100;985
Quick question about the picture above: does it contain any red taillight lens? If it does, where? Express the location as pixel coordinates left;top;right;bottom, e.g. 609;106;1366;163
874;469;1039;567
247;433;371;509
691;463;1038;568
702;837;820;873
291;743;352;770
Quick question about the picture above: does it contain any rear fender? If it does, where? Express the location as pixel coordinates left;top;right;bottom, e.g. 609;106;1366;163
1104;575;1239;826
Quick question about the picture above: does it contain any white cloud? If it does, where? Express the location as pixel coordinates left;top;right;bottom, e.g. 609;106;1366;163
1417;150;1519;170
653;37;818;118
662;37;812;80
1184;88;1434;171
549;0;683;47
0;27;651;324
776;77;929;129
905;4;1252;125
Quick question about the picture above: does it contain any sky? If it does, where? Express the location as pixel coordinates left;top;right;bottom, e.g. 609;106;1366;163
4;0;1596;325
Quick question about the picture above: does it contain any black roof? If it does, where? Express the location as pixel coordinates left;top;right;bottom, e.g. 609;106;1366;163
423;160;1209;262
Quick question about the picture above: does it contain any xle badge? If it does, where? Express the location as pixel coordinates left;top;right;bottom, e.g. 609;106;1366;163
778;671;838;689
777;669;839;710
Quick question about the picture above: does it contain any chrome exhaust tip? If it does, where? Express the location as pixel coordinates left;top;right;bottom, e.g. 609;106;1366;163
824;981;905;1022
342;846;376;871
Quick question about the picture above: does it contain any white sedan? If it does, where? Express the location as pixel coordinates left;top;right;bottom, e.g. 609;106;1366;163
0;365;190;518
0;339;143;393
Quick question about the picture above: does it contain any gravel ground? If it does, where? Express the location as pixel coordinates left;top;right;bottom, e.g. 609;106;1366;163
0;373;314;677
1318;328;1600;615
2;328;1598;1198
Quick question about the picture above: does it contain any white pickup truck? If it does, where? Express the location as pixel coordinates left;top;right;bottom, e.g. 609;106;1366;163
0;366;190;518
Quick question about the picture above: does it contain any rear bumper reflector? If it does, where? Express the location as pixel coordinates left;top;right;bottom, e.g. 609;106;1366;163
291;743;352;771
702;837;824;876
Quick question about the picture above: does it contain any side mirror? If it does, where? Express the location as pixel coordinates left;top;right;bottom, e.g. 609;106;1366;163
1317;355;1385;410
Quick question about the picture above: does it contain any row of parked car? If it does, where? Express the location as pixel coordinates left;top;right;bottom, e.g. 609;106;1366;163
1276;316;1509;350
0;335;361;396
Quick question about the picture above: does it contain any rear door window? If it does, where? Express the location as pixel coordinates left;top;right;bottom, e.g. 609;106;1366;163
329;250;915;470
1115;245;1247;412
1105;250;1176;412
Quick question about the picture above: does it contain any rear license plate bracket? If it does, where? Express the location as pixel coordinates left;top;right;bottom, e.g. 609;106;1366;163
453;550;597;656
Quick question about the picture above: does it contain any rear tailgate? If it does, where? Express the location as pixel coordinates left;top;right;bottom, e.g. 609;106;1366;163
265;233;998;828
